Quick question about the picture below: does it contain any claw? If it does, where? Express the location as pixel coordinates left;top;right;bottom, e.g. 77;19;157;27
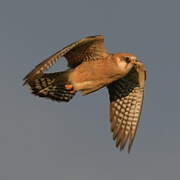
65;84;73;90
65;84;76;94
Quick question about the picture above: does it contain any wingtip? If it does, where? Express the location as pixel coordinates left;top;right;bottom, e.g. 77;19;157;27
22;81;26;86
127;138;134;153
22;75;28;86
128;146;132;154
86;35;104;40
22;75;30;86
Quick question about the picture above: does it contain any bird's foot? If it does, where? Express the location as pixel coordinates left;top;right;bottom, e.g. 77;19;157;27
65;84;73;90
65;84;76;94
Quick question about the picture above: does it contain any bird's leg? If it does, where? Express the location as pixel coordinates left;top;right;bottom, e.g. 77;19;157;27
65;84;76;94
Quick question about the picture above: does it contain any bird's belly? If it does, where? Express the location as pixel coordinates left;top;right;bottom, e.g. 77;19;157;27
69;61;122;94
70;73;119;95
73;79;106;90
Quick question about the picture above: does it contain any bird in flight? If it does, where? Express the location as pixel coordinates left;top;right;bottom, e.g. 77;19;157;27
23;35;146;152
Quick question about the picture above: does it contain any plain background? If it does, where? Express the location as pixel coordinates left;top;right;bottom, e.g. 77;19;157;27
0;0;179;179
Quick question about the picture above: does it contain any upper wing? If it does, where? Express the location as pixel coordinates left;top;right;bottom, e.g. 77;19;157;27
107;62;146;152
23;35;108;85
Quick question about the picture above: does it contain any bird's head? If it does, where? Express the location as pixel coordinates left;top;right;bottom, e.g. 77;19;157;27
113;53;137;73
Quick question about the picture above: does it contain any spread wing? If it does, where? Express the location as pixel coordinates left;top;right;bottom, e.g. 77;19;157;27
107;62;146;152
23;35;108;85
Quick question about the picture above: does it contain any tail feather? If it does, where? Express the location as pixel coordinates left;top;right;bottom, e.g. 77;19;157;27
25;71;76;102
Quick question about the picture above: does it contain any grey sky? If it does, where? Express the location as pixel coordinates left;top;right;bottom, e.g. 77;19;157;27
0;0;179;179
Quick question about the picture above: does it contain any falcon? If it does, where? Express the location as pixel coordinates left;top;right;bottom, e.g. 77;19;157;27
23;35;146;152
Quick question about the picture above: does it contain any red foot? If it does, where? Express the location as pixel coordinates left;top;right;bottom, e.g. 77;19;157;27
65;84;73;90
65;84;76;94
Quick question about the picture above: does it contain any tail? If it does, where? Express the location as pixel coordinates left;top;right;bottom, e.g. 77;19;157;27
24;71;76;102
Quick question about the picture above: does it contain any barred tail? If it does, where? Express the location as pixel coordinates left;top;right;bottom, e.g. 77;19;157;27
25;71;76;102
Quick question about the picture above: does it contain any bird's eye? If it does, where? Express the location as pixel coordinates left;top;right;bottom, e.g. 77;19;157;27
124;57;131;63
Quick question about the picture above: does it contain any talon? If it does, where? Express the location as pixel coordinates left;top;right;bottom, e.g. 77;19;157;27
65;84;73;90
65;84;76;94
